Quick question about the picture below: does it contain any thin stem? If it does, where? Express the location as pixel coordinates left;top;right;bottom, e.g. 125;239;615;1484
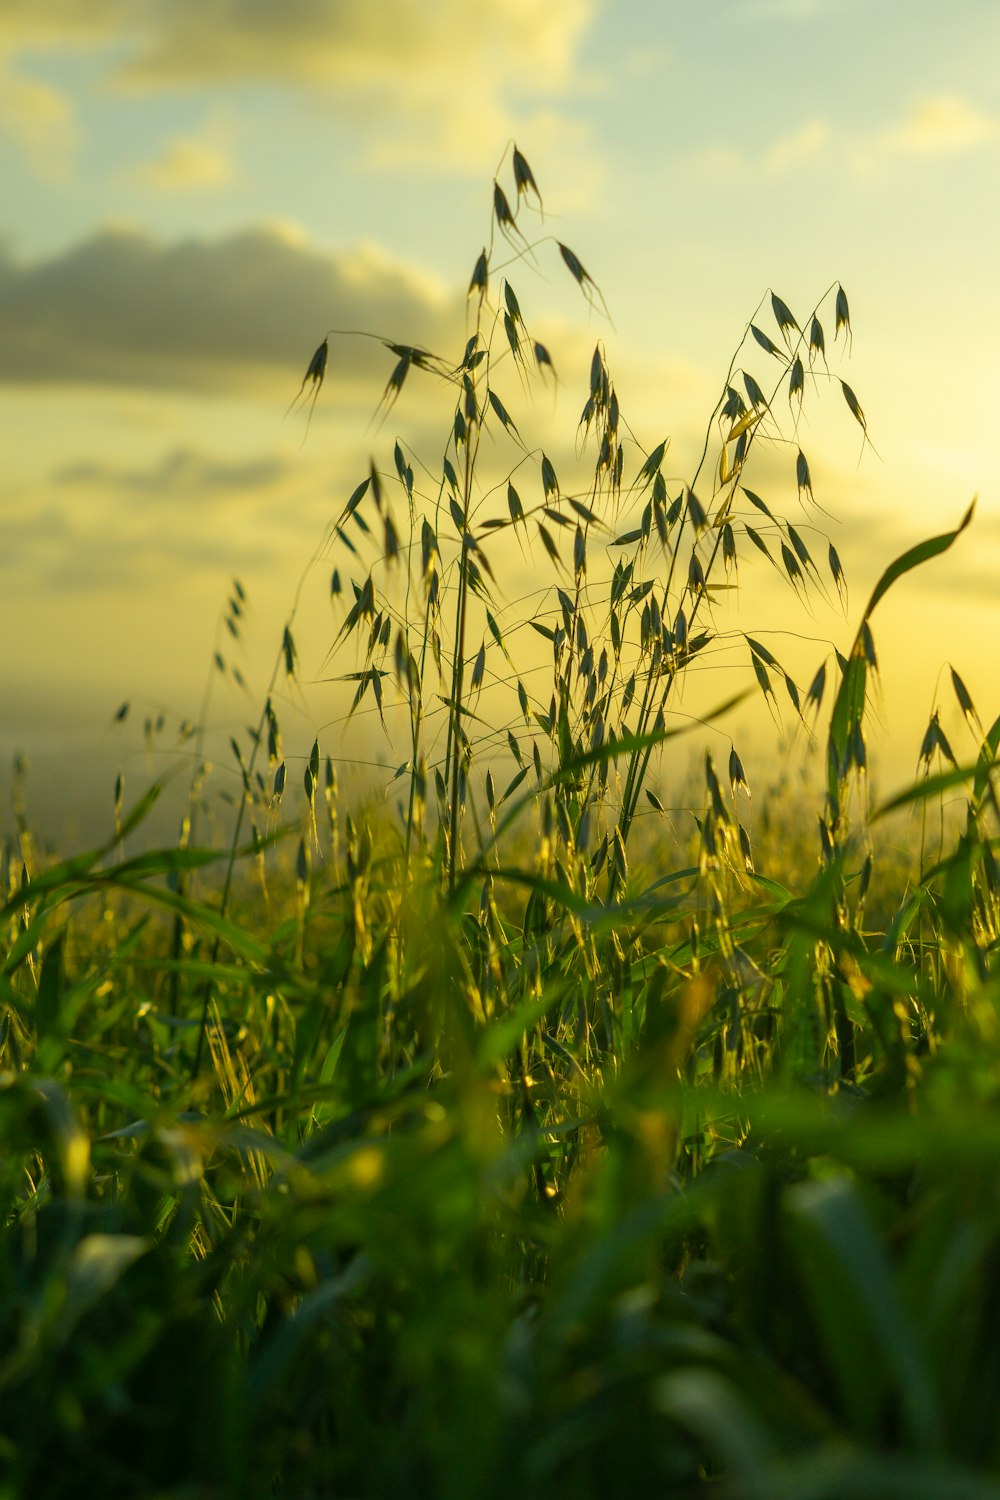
446;432;475;891
191;522;331;1079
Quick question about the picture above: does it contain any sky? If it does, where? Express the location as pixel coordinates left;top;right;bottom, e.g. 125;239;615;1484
2;0;998;845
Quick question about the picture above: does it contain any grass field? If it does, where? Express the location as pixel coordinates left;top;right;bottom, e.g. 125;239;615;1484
3;148;1000;1499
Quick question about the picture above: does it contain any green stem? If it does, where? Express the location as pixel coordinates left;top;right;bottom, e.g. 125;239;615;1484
446;433;475;891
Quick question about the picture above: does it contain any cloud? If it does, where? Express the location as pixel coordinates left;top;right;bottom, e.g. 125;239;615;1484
117;0;591;93
0;224;459;393
832;95;1000;181
694;93;998;187
883;96;999;156
53;446;293;500
0;63;77;173
0;0;121;47
134;134;233;192
0;0;595;174
764;119;831;174
690;119;832;182
0;0;581;85
0;446;303;593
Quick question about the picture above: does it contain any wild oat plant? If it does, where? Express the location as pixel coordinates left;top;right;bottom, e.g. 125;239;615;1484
2;145;999;1499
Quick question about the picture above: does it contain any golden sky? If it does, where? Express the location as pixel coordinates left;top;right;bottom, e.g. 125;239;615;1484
2;0;998;838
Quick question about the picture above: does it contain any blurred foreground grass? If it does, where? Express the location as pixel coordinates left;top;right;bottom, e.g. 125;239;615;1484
4;714;1000;1499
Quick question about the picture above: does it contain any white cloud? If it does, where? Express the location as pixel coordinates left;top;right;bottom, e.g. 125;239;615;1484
117;0;592;92
0;0;121;47
134;134;234;192
0;0;597;175
132;0;597;175
693;94;998;187
884;96;999;156
0;63;77;173
689;119;832;182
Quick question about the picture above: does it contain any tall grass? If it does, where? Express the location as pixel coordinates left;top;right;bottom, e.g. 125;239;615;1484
2;145;999;1499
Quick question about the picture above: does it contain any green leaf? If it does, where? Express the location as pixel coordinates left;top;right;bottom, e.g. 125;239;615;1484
35;932;65;1038
863;501;975;622
827;504;974;799
786;1176;940;1450
874;761;998;819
